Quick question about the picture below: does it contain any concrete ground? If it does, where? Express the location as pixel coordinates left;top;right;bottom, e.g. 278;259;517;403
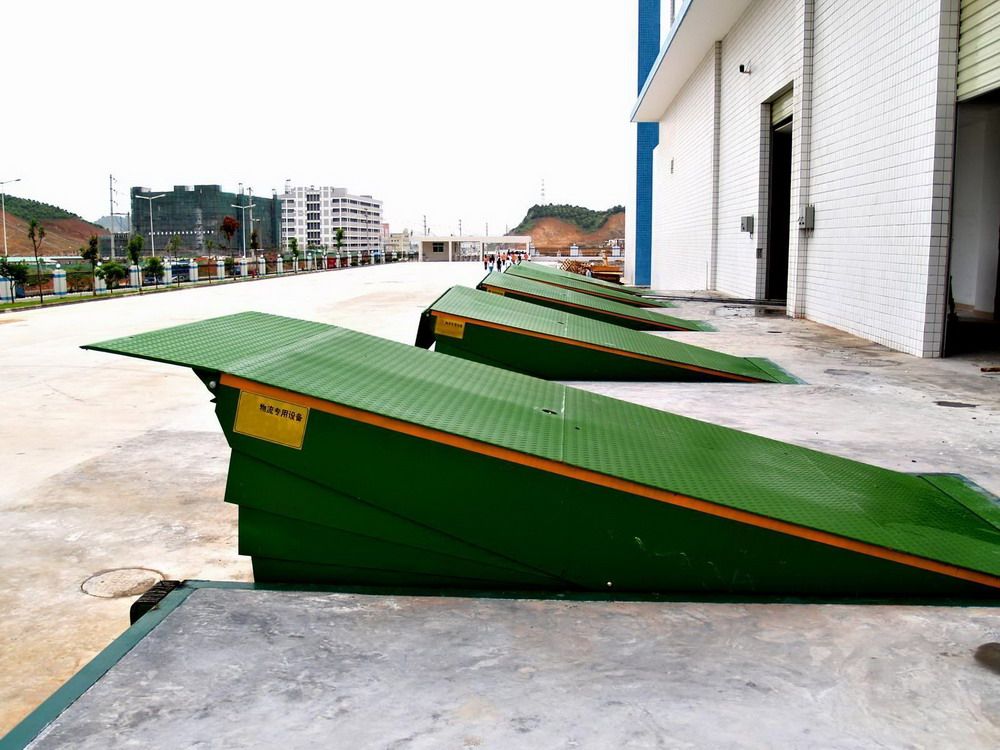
2;261;999;739
21;587;1000;749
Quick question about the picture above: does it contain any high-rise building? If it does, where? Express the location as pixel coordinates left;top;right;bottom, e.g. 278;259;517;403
130;185;279;256
279;183;383;254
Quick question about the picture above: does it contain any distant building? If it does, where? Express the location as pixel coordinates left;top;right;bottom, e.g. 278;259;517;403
279;183;383;254
416;235;531;262
130;185;280;256
387;230;414;258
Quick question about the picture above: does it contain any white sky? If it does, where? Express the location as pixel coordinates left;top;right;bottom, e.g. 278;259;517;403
2;1;636;235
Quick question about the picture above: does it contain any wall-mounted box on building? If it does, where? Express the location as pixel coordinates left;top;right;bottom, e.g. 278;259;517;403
740;215;754;234
798;204;815;230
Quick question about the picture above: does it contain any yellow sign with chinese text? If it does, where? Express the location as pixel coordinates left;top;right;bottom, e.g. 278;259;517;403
233;391;309;449
434;316;466;339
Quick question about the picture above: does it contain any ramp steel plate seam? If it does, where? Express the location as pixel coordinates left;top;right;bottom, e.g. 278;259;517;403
218;372;1000;591
479;279;700;331
427;310;766;383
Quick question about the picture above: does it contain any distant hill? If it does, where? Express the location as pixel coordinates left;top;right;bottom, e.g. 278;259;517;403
3;195;79;223
511;204;625;236
510;204;625;252
2;195;107;258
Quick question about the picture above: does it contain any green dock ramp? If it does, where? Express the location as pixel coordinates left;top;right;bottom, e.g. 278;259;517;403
506;262;670;307
85;312;1000;597
478;272;713;332
417;286;796;383
516;260;650;295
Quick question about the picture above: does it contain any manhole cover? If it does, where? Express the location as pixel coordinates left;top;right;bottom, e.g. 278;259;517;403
81;568;164;598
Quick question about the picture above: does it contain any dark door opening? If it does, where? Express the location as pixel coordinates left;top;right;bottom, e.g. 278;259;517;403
766;120;792;301
945;92;1000;355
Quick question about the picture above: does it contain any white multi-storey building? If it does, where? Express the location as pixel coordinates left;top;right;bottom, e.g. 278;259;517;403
279;182;383;254
630;0;1000;357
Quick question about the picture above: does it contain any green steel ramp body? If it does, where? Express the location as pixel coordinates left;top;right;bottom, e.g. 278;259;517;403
478;272;714;332
506;262;674;308
416;286;797;383
85;312;1000;597
516;260;650;296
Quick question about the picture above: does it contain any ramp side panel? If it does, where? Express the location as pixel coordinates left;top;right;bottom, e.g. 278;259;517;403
225;451;563;582
239;506;560;588
478;273;714;332
214;382;997;596
432;327;726;381
517;260;650;296
507;263;675;308
428;286;792;382
85;313;1000;586
562;387;1000;578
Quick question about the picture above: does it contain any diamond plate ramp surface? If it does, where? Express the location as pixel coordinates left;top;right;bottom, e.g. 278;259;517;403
84;312;1000;593
418;286;796;383
478;272;713;332
507;262;674;307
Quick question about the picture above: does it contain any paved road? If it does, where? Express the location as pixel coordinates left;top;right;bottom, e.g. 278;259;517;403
0;262;484;734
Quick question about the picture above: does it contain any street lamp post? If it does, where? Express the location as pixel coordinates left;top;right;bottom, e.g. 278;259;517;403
231;200;256;258
1;177;22;257
135;193;165;256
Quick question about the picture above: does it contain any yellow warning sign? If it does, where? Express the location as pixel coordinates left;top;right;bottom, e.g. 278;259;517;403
233;391;309;449
434;316;466;339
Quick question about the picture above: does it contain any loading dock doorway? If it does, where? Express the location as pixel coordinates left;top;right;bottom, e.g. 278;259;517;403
947;90;1000;353
766;117;792;301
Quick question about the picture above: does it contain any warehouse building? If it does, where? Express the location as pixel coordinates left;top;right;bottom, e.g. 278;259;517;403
130;185;280;255
629;0;1000;356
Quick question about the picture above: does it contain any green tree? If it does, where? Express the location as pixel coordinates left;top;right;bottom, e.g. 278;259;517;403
289;237;300;273
0;257;29;302
97;261;126;293
250;229;260;253
126;234;145;293
165;234;182;256
334;227;345;255
144;256;165;288
126;234;144;266
80;235;100;296
27;220;46;304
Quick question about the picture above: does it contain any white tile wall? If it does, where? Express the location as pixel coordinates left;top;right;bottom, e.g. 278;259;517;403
650;47;717;291
716;0;801;299
806;0;957;356
647;0;959;356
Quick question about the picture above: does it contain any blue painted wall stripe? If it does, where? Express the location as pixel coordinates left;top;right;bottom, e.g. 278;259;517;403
634;0;660;287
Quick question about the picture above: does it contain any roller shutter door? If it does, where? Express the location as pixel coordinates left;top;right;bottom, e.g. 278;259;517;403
771;88;793;125
959;0;1000;101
